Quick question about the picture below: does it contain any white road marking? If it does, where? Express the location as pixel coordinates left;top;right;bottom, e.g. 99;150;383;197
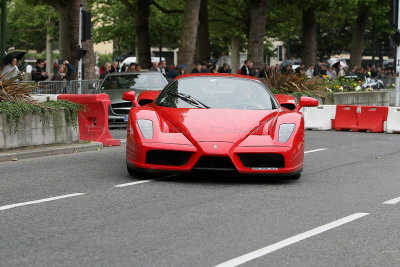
305;148;328;154
114;180;154;188
383;197;400;204
0;193;85;211
215;212;369;267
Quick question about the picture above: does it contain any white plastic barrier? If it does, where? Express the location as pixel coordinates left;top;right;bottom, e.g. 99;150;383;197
301;105;336;130
386;107;400;133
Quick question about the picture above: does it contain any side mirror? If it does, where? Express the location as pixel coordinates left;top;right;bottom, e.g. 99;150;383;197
295;96;318;112
122;91;139;107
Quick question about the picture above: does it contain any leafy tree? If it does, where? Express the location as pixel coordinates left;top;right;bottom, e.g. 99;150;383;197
38;0;96;79
7;0;58;52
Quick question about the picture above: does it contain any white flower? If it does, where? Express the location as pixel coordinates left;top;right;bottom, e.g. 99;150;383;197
355;85;362;91
326;88;332;93
338;86;344;91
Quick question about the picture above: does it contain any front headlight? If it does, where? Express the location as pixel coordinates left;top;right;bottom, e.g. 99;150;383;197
278;123;295;143
137;119;153;139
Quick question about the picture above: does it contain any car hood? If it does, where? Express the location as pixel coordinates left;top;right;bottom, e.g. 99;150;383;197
156;107;278;142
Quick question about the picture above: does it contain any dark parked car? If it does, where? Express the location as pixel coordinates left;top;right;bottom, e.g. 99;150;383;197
97;71;168;126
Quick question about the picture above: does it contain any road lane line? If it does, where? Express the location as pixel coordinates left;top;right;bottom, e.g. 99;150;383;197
383;197;400;204
305;148;328;154
0;193;85;211
114;180;153;188
215;212;369;267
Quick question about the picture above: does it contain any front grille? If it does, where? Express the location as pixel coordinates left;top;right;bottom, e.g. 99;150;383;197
145;150;192;166
111;102;133;115
193;156;236;171
238;153;284;168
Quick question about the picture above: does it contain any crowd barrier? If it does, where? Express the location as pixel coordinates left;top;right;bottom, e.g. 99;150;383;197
25;79;103;94
304;105;393;134
57;94;121;146
302;105;336;130
386;107;400;133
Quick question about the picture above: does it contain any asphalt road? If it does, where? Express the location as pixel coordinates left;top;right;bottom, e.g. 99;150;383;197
1;129;400;266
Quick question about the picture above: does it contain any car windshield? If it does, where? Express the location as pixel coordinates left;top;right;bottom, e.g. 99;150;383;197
100;73;167;90
155;76;278;110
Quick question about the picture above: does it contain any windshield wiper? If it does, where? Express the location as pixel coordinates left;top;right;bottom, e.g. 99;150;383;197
167;92;210;108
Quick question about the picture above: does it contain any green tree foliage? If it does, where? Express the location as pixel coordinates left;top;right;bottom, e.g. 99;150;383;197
7;0;58;52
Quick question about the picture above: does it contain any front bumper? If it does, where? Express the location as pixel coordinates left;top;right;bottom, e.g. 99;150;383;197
126;138;304;175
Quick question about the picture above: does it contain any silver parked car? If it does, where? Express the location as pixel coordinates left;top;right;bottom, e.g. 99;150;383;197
97;71;168;126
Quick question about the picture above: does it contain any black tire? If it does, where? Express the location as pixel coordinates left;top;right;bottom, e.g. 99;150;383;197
287;173;301;180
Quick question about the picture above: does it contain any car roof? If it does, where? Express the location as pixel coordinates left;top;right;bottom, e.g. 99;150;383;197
175;73;261;82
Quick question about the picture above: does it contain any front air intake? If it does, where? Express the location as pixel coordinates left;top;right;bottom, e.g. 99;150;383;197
238;153;284;168
146;150;192;166
193;156;236;171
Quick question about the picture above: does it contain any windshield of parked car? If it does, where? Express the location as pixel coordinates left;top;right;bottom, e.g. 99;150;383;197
100;73;167;90
155;76;278;110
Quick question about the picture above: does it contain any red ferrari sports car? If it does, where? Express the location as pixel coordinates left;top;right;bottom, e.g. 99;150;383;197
123;73;318;179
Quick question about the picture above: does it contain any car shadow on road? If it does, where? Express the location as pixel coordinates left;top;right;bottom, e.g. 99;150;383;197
152;171;298;185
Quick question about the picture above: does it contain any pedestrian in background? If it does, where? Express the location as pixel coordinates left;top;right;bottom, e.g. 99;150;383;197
58;59;74;82
100;62;111;79
241;60;253;76
258;64;271;78
2;57;20;79
31;59;48;82
51;64;66;81
110;61;119;73
150;62;160;72
127;63;136;72
159;60;169;77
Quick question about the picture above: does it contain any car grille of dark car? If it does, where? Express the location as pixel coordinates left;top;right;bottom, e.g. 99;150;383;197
111;102;133;115
193;156;236;171
145;150;192;166
238;153;284;169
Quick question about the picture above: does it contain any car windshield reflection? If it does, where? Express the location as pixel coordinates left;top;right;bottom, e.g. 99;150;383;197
155;76;278;110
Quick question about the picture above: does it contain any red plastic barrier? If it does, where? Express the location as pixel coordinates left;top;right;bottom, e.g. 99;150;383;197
334;105;388;133
58;94;121;146
334;105;359;132
358;106;388;133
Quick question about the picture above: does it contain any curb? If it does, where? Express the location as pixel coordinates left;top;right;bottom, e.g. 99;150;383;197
0;142;104;163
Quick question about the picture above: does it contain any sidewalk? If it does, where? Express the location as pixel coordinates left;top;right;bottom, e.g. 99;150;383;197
0;142;104;163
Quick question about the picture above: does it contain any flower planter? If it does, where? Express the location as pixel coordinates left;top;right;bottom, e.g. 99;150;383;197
321;91;390;106
0;110;79;150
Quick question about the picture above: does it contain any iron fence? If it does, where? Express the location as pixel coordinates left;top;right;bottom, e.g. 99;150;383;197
26;79;104;94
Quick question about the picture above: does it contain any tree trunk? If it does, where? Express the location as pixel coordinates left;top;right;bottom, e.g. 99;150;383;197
178;0;201;69
231;37;240;74
247;0;267;75
46;18;54;76
349;6;369;68
197;0;211;63
135;0;152;69
41;0;95;79
301;6;317;67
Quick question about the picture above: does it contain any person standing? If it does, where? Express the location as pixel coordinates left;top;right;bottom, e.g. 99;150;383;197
2;58;21;79
110;61;119;73
58;59;74;82
159;60;169;77
150;62;160;72
241;60;253;76
31;59;48;82
258;64;271;78
51;65;66;81
100;62;111;79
